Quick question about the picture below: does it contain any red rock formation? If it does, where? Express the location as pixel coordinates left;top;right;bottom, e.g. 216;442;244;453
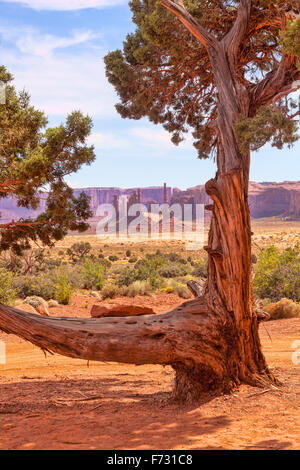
1;182;300;225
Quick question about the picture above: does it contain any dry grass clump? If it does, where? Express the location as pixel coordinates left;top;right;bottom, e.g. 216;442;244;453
101;284;120;300
121;280;152;297
264;298;300;320
101;280;153;299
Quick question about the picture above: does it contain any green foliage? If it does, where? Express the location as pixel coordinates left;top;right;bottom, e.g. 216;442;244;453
0;66;95;254
108;255;119;262
254;245;300;302
105;1;300;160
126;249;132;257
0;268;18;305
55;269;73;305
14;274;57;300
81;258;106;290
192;257;208;277
280;16;300;65
162;279;192;299
67;242;91;262
158;262;189;278
235;107;299;153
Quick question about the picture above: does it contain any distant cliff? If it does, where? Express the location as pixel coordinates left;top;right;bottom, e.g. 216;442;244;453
171;181;300;219
1;182;300;225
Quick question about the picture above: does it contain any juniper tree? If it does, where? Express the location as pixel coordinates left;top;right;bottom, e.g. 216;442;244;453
0;1;299;401
0;67;95;254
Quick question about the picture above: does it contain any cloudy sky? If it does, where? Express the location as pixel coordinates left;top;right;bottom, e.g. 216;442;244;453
0;0;299;189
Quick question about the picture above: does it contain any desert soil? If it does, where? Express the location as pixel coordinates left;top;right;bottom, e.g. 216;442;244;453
0;293;299;450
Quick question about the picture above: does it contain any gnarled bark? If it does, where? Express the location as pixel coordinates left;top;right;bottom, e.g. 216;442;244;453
0;0;281;401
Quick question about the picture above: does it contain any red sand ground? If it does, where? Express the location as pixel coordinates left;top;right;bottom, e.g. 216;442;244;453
0;294;299;450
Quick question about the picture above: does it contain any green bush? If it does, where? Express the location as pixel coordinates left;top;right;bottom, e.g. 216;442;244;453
162;280;192;299
108;255;119;262
15;275;57;300
55;269;73;305
116;266;138;287
158;262;189;278
192;257;207;277
81;258;106;290
0;268;18;305
254;245;300;302
126;249;131;257
67;242;91;263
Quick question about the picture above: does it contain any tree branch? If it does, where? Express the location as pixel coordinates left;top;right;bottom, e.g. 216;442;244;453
223;0;252;56
161;0;217;49
0;300;223;367
249;55;300;113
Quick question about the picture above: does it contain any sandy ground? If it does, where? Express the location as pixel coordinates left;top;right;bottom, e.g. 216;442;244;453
0;294;299;450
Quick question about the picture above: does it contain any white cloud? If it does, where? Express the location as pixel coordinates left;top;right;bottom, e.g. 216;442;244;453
0;25;96;56
2;49;118;117
87;127;194;153
0;22;118;117
129;126;194;151
2;0;127;10
87;132;129;149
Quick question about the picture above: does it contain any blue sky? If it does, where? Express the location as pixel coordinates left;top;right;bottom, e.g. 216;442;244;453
0;0;299;189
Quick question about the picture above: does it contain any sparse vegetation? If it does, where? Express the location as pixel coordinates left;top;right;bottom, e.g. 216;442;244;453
254;245;300;302
0;268;18;305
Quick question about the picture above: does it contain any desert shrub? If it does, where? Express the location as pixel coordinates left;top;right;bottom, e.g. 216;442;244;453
148;273;163;289
251;254;258;264
121;280;152;297
128;257;137;263
166;252;181;262
254;245;300;301
108;255;119;262
174;284;192;299
126;249;131;257
158;262;189;278
116;266;139;286
55;270;73;305
81;258;106;290
101;284;120;300
15;274;57;300
162;280;192;299
0;268;18;305
107;263;127;279
161;285;174;294
192;257;208;277
67;242;91;263
264;298;300;320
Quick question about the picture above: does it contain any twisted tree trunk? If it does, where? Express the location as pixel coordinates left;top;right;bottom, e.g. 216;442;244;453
0;0;278;402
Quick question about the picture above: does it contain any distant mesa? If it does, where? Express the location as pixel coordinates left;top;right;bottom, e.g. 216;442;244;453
1;181;300;227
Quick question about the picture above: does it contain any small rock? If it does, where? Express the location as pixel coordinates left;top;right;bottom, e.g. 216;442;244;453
19;303;38;315
23;296;49;317
90;291;100;299
36;304;50;317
